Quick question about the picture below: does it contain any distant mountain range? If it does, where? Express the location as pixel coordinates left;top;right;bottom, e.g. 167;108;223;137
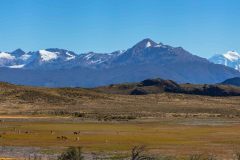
0;38;240;87
209;51;240;71
0;48;124;70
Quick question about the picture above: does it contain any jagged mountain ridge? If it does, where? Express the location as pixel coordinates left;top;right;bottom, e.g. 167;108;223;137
0;38;240;87
0;39;229;70
0;38;187;69
0;48;125;69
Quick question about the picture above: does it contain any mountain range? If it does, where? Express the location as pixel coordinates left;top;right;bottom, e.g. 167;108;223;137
0;38;240;87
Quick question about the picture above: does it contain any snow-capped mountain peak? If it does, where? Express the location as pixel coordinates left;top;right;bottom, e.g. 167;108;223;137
132;38;158;50
209;51;240;71
132;38;166;50
223;51;240;62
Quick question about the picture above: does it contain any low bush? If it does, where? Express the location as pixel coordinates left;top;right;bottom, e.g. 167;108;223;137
58;146;84;160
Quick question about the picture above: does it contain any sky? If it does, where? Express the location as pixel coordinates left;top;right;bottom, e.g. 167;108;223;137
0;0;239;58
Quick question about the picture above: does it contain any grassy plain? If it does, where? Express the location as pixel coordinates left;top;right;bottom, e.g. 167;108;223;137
1;83;240;159
1;117;240;159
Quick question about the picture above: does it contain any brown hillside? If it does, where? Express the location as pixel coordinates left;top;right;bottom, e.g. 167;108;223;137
0;81;240;120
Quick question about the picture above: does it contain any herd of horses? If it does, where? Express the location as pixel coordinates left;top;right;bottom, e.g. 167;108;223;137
0;129;81;141
0;125;81;142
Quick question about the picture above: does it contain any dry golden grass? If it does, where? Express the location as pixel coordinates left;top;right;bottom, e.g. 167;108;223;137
1;81;240;120
1;118;240;159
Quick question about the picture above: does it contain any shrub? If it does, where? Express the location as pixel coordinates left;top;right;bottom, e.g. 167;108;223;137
73;112;86;118
189;154;217;160
131;145;154;160
58;146;84;160
235;152;240;160
189;154;202;160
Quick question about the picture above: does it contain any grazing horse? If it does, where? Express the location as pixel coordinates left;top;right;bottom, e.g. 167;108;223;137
61;136;68;140
57;136;68;140
73;131;81;135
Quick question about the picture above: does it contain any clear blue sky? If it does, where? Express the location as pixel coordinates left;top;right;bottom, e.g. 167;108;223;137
0;0;239;58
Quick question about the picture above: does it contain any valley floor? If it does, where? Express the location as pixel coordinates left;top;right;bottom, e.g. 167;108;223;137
1;116;240;159
1;84;240;159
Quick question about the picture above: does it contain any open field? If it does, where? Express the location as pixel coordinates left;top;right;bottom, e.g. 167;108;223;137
1;83;240;159
1;117;240;159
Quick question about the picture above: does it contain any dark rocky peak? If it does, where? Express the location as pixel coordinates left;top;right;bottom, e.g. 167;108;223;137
131;38;159;51
11;48;25;57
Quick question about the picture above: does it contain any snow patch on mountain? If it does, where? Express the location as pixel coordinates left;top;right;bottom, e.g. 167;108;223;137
20;54;32;61
117;50;126;55
9;64;25;68
66;52;76;61
146;41;152;48
84;53;94;60
89;59;104;64
39;50;58;61
154;44;162;48
0;52;15;60
223;51;240;61
144;40;163;48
